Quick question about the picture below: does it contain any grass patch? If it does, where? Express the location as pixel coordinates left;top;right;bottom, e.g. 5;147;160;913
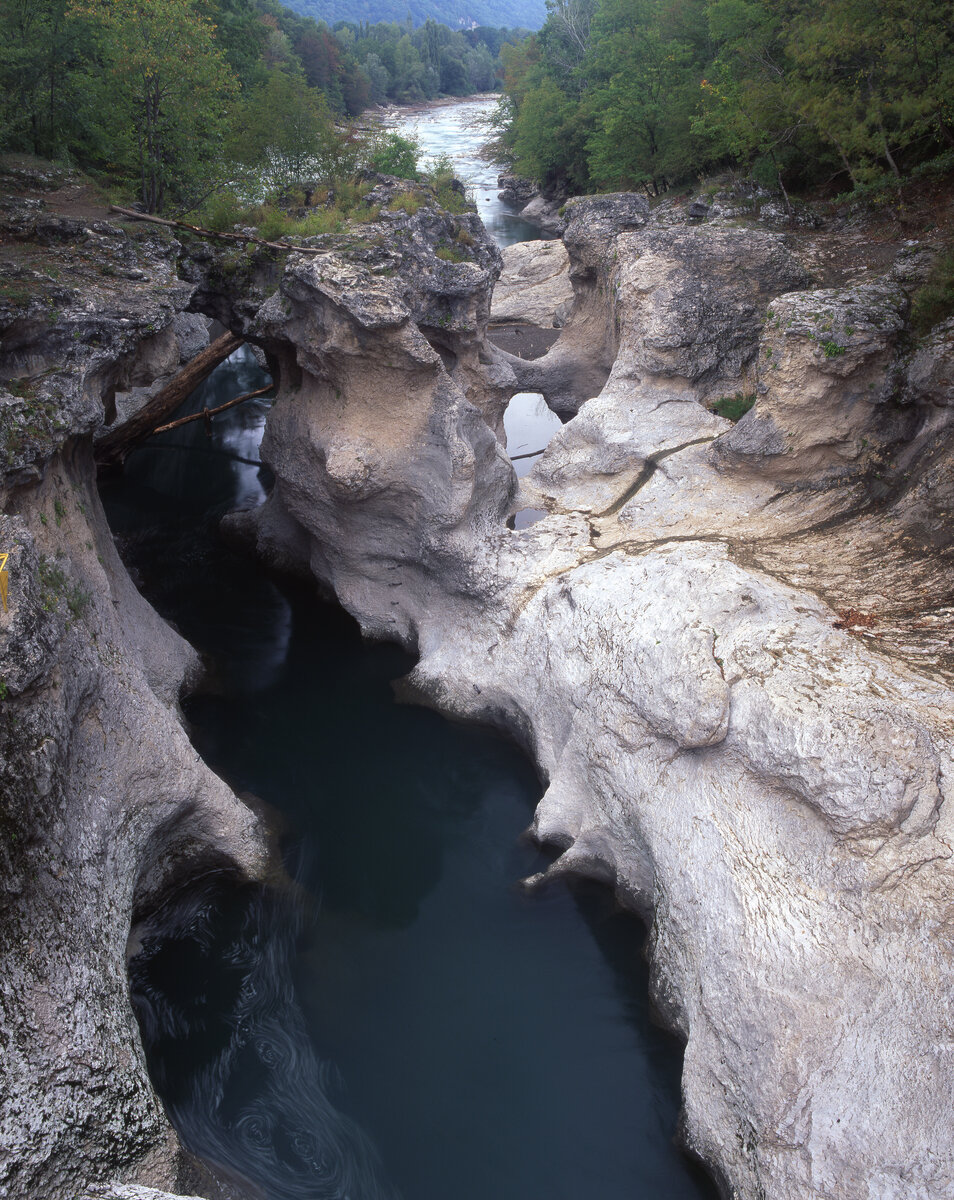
389;190;425;215
711;393;756;421
424;153;474;215
38;555;90;619
190;177;377;241
911;247;954;336
435;244;468;263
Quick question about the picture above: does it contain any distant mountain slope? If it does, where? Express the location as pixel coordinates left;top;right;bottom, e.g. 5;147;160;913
280;0;545;31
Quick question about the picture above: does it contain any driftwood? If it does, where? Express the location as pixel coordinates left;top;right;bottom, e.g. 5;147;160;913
109;205;327;256
152;385;273;435
95;331;242;467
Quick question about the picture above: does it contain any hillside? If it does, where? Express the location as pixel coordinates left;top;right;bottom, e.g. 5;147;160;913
281;0;544;32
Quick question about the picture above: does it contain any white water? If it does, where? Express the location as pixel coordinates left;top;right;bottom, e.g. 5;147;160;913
386;96;543;248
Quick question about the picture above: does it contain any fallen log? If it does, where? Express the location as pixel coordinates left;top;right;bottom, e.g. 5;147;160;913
151;385;273;435
108;205;326;256
95;330;242;467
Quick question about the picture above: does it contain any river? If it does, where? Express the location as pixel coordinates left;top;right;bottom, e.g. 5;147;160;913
102;100;717;1200
384;95;542;248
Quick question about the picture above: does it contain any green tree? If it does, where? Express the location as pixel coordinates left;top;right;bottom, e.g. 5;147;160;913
510;73;590;186
365;130;420;177
693;0;806;197
233;68;341;188
0;0;86;157
584;0;706;191
71;0;237;211
783;0;954;186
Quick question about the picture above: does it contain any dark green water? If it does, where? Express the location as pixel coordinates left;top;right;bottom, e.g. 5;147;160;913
103;352;716;1200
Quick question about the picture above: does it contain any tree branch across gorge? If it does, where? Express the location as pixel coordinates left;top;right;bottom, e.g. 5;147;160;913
108;206;328;255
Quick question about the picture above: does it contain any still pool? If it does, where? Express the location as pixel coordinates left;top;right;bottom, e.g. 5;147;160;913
104;351;715;1199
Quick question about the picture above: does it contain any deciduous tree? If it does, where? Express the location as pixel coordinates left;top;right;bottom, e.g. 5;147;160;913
71;0;237;212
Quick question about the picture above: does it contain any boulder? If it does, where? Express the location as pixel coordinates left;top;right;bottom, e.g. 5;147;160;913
518;194;568;235
496;172;537;208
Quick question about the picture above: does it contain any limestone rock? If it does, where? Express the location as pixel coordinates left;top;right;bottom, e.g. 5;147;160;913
0;191;269;1199
904;316;954;409
496;173;537;209
489;239;573;329
715;278;911;479
83;1189;208;1200
518;194;568;235
241;189;954;1200
508;202;808;420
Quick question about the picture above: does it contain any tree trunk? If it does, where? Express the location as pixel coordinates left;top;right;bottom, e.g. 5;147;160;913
95;331;242;469
882;131;902;181
770;151;793;218
936;115;954;148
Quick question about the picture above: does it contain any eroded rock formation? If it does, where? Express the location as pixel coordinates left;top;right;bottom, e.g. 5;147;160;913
4;154;954;1200
238;190;954;1198
0;190;268;1198
489;239;573;330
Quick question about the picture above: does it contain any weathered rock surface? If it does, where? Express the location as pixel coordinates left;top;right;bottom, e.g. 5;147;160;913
489;239;573;329
518;193;567;235
84;1189;208;1200
238;187;954;1200
0;182;269;1198
496;172;537;209
5;152;954;1200
109;312;212;429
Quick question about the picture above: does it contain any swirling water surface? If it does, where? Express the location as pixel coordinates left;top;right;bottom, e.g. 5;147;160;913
101;103;717;1200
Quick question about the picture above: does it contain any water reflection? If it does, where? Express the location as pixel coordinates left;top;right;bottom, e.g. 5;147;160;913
101;346;292;695
503;392;562;478
131;877;400;1200
180;583;715;1200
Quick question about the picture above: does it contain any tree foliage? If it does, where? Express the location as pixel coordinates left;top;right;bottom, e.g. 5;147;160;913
71;0;237;211
501;0;954;196
0;0;531;211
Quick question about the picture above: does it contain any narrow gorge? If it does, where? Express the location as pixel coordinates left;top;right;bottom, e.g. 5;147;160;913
2;98;954;1200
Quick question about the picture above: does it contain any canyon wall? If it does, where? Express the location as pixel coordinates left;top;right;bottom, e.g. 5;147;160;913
0;195;268;1199
244;191;954;1198
3;161;954;1200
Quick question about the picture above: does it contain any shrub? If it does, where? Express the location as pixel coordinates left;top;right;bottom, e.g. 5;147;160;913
435;244;467;263
425;152;473;215
912;248;954;336
711;393;756;421
201;191;247;233
365;132;420;181
255;205;290;241
389;190;424;215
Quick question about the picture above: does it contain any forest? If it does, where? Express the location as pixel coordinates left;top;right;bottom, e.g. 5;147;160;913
498;0;954;199
0;0;526;212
